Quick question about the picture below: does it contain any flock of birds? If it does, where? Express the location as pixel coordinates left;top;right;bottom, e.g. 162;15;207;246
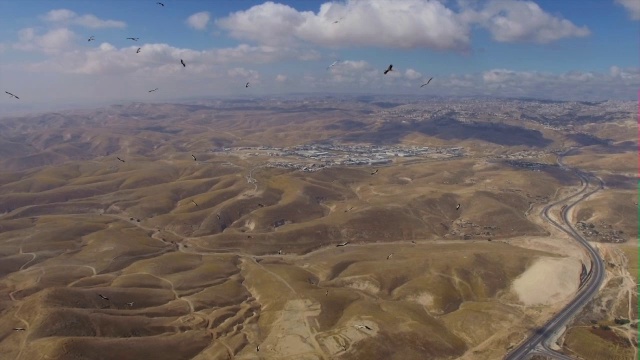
3;2;435;101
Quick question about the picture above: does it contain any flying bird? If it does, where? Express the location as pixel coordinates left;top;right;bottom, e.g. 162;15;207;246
355;325;373;330
126;302;134;306
387;253;393;260
88;36;95;42
13;327;26;331
336;241;349;247
256;345;260;352
116;157;125;163
333;17;344;24
5;91;19;99
216;214;221;220
384;64;393;74
136;47;141;53
325;290;329;296
420;77;433;87
191;154;197;161
245;82;250;88
157;2;164;6
371;169;378;175
180;59;186;67
327;60;340;70
191;200;199;207
98;294;109;301
456;204;461;210
126;37;139;41
148;88;159;93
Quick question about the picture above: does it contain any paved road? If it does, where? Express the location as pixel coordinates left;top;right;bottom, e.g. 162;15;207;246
504;156;606;360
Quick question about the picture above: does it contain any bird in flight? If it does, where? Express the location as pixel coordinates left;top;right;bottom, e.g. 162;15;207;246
384;64;393;74
136;47;141;53
88;35;95;42
327;60;340;70
456;204;461;210
157;2;165;6
387;253;393;260
13;327;26;331
355;325;373;330
126;37;139;41
336;241;349;247
180;59;186;67
148;88;159;93
333;17;344;24
117;157;125;163
371;169;378;175
98;294;109;301
191;200;199;207
5;91;19;99
420;77;433;87
256;345;260;352
126;302;134;306
191;154;197;161
245;82;250;88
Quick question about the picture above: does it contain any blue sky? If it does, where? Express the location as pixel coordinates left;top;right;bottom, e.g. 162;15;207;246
0;0;638;111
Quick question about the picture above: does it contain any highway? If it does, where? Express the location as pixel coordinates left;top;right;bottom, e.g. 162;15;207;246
504;155;606;360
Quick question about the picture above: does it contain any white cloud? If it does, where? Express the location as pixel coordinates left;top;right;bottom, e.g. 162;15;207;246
14;27;76;54
462;0;590;43
216;0;589;50
217;0;471;50
22;42;317;76
186;11;211;30
42;9;126;29
404;68;423;80
227;67;261;82
615;0;640;20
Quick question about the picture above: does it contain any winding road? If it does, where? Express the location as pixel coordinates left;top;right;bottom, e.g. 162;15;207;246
504;154;606;360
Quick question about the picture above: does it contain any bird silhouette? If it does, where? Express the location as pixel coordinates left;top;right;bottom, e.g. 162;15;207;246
246;82;250;88
136;47;141;53
180;59;186;67
157;2;165;6
5;91;19;99
191;154;197;161
336;242;349;247
456;204;461;210
88;35;95;42
420;77;433;87
98;294;109;301
384;64;393;74
148;88;158;92
126;37;139;41
116;157;125;163
371;169;378;175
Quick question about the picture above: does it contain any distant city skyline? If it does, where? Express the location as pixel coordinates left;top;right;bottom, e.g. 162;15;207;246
0;0;638;113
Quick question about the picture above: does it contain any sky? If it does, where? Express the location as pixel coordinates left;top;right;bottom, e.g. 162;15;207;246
0;0;638;112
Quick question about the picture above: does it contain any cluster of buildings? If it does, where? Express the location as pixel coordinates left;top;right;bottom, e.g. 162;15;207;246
214;144;464;172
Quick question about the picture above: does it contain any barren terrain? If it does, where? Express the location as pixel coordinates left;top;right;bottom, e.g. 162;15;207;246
0;97;636;359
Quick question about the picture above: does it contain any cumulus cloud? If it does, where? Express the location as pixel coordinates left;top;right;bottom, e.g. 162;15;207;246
14;27;76;54
217;0;471;50
615;0;640;20
216;0;589;50
462;0;590;43
404;68;423;80
42;9;126;28
186;11;211;30
22;42;316;76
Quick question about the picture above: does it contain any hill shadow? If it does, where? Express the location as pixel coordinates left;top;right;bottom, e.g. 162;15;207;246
342;116;553;147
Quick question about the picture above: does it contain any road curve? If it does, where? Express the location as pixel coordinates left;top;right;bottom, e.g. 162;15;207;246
504;156;606;360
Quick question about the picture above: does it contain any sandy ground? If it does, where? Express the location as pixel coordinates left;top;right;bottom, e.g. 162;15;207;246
512;256;582;306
